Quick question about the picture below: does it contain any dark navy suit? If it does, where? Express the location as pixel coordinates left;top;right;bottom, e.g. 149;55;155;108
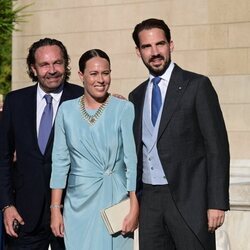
0;82;84;249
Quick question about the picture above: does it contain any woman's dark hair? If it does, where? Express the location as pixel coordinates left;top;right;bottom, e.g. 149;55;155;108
132;18;171;47
26;37;71;82
78;49;110;73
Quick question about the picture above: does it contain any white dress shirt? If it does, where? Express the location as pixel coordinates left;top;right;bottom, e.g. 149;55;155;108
36;84;63;136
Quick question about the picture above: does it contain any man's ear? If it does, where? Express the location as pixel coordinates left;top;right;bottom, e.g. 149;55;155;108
135;47;141;58
31;65;37;76
170;41;174;53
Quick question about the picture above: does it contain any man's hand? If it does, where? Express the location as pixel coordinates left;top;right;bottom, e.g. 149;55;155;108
3;206;24;237
112;94;126;100
207;209;225;232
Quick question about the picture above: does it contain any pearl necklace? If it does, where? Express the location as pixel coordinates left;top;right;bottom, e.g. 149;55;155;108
79;94;110;125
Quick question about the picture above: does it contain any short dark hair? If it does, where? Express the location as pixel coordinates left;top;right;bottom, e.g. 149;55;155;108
26;37;71;82
78;49;111;73
132;18;171;47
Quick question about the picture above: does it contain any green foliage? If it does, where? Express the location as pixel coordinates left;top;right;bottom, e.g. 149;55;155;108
0;35;11;96
0;0;31;98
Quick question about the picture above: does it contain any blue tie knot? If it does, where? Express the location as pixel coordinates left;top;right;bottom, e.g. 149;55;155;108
44;94;52;104
152;76;161;86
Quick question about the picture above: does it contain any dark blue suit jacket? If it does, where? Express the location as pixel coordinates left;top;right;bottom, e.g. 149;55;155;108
0;212;3;250
0;82;84;233
0;111;4;249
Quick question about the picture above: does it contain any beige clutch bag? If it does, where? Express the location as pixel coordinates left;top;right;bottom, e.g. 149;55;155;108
100;198;130;235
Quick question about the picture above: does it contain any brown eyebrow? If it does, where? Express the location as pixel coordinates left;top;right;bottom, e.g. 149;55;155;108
140;43;151;49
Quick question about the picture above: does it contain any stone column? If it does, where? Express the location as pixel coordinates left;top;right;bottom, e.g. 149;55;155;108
216;160;250;250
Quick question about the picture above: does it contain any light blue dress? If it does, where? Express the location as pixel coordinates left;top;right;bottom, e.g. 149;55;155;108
50;96;137;250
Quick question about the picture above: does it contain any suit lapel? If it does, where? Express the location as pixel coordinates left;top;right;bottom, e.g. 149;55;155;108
28;85;40;152
59;82;74;104
158;65;189;140
133;81;148;154
19;84;42;154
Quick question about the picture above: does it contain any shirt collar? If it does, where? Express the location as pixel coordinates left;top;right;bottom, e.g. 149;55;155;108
37;83;64;102
149;61;175;84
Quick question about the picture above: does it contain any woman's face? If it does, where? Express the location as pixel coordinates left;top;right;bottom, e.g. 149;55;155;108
78;57;111;102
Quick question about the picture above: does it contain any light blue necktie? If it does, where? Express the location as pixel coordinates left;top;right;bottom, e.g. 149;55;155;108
151;77;162;126
38;94;53;154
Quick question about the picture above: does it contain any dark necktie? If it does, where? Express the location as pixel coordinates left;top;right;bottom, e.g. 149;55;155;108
38;94;53;154
151;76;162;126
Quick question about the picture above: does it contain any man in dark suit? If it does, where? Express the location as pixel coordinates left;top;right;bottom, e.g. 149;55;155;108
0;38;84;249
0;102;4;250
129;18;230;250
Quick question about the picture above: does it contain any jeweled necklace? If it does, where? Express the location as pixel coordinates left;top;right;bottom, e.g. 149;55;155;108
79;94;110;125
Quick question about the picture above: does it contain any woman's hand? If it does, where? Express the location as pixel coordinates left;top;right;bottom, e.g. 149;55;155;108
50;189;64;237
122;210;139;234
121;192;139;235
50;208;64;237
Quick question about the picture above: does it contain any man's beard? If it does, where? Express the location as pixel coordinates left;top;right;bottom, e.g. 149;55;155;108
145;54;171;76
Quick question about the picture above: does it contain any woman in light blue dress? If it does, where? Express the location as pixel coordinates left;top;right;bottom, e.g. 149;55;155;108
50;49;139;250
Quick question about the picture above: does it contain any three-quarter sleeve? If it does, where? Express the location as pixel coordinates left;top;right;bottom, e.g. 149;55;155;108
120;101;137;191
50;104;71;189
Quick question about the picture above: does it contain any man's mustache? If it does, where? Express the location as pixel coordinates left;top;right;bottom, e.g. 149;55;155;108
47;72;62;78
149;55;164;62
